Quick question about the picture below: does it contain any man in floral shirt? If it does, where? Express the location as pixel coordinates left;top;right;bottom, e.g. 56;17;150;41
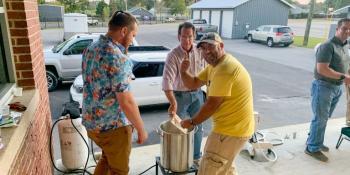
82;11;148;175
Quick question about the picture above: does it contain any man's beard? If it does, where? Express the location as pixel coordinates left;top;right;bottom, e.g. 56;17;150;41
120;37;130;54
206;54;218;65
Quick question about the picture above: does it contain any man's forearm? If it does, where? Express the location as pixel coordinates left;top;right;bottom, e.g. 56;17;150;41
164;90;176;105
320;68;344;79
192;97;223;125
117;92;145;132
180;71;203;89
317;63;345;79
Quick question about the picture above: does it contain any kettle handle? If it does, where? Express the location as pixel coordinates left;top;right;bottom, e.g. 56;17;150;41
154;128;163;137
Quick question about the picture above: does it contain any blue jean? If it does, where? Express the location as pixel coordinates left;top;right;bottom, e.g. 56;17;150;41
174;90;204;160
306;80;342;152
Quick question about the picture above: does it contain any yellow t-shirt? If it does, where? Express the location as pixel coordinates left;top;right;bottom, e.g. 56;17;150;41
198;54;255;137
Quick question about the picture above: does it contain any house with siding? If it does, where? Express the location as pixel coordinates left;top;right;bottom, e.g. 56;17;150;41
128;7;154;20
290;5;309;19
189;0;294;39
38;4;64;22
332;5;350;18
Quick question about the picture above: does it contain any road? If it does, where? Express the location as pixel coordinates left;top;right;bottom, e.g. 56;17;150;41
44;22;347;159
288;19;337;38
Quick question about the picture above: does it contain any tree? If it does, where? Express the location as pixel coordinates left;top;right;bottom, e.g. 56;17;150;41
37;0;46;4
162;0;172;7
169;0;186;15
58;0;79;13
324;0;350;10
59;0;90;13
143;0;154;10
303;0;316;46
78;0;90;12
103;6;110;21
110;0;125;15
185;0;196;6
96;1;108;17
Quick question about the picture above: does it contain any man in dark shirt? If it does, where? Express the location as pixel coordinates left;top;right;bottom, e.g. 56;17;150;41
306;18;350;162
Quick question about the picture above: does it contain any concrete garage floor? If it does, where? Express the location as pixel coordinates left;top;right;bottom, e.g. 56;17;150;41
131;118;350;175
48;19;349;175
54;118;350;175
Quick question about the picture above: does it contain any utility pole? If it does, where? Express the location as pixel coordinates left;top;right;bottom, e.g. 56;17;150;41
303;0;316;46
125;0;128;11
154;0;157;21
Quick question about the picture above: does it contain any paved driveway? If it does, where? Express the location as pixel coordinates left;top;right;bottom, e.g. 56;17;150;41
44;23;347;161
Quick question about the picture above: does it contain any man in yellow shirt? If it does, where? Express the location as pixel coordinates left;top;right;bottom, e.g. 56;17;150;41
181;32;255;175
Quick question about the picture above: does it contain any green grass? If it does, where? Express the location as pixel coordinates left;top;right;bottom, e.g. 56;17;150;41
293;36;326;48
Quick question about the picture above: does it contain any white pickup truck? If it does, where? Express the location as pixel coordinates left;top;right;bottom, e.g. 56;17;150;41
44;33;140;91
188;19;218;40
87;17;98;25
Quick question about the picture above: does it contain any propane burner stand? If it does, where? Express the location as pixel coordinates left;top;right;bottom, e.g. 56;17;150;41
155;157;198;175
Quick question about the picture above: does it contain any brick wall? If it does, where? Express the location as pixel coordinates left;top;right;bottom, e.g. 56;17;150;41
5;0;53;174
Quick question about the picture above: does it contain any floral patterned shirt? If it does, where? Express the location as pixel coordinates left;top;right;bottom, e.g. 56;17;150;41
81;35;133;133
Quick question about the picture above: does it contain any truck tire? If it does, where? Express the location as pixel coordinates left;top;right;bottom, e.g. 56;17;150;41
196;32;200;40
248;35;253;42
283;43;291;47
267;38;274;47
46;70;58;91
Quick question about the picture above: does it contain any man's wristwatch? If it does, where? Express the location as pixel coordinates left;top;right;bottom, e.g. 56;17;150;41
190;119;196;126
339;74;346;80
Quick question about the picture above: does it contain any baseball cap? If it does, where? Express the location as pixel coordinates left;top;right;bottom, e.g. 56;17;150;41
197;32;223;48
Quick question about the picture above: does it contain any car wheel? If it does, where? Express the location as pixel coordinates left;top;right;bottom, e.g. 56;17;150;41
267;38;274;47
248;35;253;42
283;43;291;47
196;32;200;40
46;70;58;91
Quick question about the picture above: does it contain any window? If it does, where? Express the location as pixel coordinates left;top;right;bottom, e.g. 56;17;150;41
0;2;16;106
66;39;93;55
0;28;9;86
52;38;73;53
256;26;263;31
277;27;292;33
263;27;271;32
0;0;7;88
157;63;164;76
192;19;206;24
133;63;163;78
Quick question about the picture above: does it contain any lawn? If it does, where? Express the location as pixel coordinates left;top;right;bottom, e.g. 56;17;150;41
293;36;326;48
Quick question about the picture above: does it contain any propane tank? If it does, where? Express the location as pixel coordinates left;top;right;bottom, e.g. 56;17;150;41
57;117;88;170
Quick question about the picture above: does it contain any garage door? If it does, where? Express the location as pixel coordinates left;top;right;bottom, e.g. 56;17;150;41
221;11;233;38
201;10;209;23
193;10;200;19
210;10;221;35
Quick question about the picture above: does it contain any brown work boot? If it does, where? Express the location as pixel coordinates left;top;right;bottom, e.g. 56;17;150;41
305;148;328;162
321;145;329;152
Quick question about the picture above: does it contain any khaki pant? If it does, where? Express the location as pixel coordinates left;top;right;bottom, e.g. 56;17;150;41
88;126;132;175
198;132;249;175
346;86;350;125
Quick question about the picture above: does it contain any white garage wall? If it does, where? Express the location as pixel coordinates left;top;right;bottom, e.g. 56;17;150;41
201;10;210;23
221;11;233;38
210;10;221;35
193;10;200;19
